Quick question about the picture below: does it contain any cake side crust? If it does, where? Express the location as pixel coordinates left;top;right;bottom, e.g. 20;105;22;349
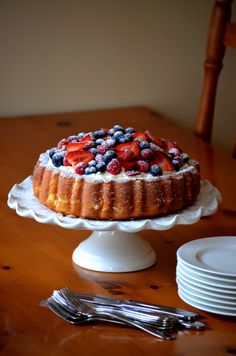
32;158;201;220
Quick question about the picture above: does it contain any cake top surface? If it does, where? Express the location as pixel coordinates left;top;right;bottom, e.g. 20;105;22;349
43;125;197;180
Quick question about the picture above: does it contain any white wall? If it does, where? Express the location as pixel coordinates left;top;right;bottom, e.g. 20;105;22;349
0;0;235;154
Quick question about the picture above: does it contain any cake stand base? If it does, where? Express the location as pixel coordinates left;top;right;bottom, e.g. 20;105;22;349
72;230;156;272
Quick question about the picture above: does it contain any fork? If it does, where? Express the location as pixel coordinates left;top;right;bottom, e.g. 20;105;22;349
54;288;176;329
43;295;175;340
60;288;205;330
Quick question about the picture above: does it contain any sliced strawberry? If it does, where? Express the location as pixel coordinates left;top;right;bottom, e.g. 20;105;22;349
132;131;148;141
66;142;87;152
65;151;95;166
120;161;137;171
116;141;140;160
57;138;67;149
151;152;175;171
145;130;166;148
145;130;158;143
166;139;181;153
117;149;136;161
80;133;94;142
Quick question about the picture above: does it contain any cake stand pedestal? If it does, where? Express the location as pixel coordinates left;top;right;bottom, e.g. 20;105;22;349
8;177;221;273
72;230;156;272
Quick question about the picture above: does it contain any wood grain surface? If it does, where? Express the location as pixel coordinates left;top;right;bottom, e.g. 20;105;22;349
1;106;236;356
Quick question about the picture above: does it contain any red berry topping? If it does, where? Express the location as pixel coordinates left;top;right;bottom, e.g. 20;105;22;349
120;161;137;171
57;138;67;149
151;153;175;172
150;143;163;154
53;125;189;176
63;155;71;166
107;159;121;175
136;160;150;173
66;142;87;152
120;149;136;161
97;143;109;154
116;141;140;160
132;131;148;141
65;151;95;166
80;133;94;142
141;149;154;160
145;130;162;146
74;162;88;175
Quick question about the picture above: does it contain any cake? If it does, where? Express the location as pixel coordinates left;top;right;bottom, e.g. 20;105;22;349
33;125;201;220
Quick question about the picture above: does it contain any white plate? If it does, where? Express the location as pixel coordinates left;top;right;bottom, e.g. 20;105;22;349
178;289;236;316
177;265;236;289
177;236;236;277
179;286;236;313
176;274;236;301
178;284;236;306
177;259;236;282
176;278;236;305
176;272;236;295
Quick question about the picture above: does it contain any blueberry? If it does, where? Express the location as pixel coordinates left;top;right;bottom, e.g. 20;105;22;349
118;135;130;144
150;165;163;176
95;154;104;162
88;160;97;167
77;132;85;139
85;166;97;175
140;140;150;150
93;129;106;139
89;148;97;155
172;159;180;171
68;135;78;141
113;125;124;132
96;161;106;172
95;138;105;145
125;127;135;134
105;138;116;149
51;153;65;167
181;153;190;163
113;131;124;142
124;133;132;141
49;148;57;159
103;150;116;164
108;128;115;136
134;137;142;142
113;130;123;137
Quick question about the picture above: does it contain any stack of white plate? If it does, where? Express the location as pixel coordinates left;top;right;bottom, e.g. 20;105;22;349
176;236;236;316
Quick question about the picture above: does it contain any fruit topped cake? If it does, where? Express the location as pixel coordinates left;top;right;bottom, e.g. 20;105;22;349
33;125;201;220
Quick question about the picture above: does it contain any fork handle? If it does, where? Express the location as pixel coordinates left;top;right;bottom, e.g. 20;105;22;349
93;311;175;340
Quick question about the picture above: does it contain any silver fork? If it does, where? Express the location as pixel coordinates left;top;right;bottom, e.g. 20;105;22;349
62;288;205;330
54;288;176;330
44;294;175;340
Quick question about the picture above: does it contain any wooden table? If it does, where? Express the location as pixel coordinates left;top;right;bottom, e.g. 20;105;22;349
1;106;236;356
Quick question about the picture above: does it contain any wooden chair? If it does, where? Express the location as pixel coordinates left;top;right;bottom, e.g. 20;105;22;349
194;0;236;157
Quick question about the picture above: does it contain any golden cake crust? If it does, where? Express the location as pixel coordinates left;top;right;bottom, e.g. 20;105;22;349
32;155;201;220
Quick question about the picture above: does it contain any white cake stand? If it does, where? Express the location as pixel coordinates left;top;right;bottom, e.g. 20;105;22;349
8;177;221;273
